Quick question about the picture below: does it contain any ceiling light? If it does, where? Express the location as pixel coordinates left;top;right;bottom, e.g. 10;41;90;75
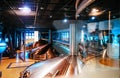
89;8;105;16
50;15;52;18
63;19;68;23
91;8;99;13
91;16;95;20
89;10;105;16
19;6;31;14
83;25;86;28
40;7;44;10
112;16;116;19
76;14;80;17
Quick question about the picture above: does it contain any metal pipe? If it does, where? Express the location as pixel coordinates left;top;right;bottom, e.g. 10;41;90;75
34;0;39;26
108;11;111;43
75;0;80;10
107;11;111;57
75;0;95;19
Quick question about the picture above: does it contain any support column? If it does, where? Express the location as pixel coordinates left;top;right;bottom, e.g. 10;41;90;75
23;32;26;61
20;31;26;61
70;24;76;55
14;30;17;48
34;31;39;42
49;29;52;43
0;53;2;64
38;31;41;40
20;32;23;45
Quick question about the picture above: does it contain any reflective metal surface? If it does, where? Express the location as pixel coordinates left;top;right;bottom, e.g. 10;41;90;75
20;55;119;78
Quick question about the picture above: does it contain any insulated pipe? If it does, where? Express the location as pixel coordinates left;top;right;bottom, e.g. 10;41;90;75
75;0;80;10
75;0;95;19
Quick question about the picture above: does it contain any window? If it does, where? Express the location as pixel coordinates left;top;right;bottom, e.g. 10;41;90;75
25;32;34;39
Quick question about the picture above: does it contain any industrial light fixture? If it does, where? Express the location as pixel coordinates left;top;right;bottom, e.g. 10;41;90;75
89;8;105;16
83;25;86;28
19;6;31;14
11;6;35;16
50;15;52;18
40;7;44;10
91;8;99;13
76;14;80;17
91;16;95;20
63;18;68;23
